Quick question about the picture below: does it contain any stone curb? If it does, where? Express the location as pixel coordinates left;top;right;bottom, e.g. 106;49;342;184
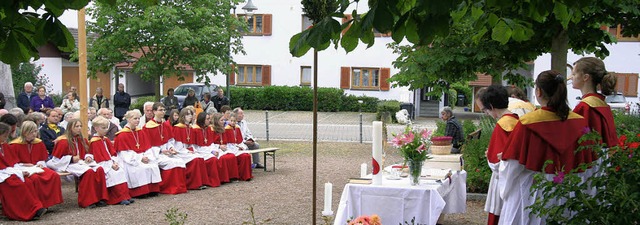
467;192;487;201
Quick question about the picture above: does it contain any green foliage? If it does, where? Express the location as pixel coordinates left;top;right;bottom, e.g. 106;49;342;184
165;207;188;225
451;83;472;106
613;111;640;138
462;116;495;193
130;96;156;112
241;204;272;225
462;120;478;137
447;88;457;108
529;131;640;224
227;86;378;112
10;63;40;97
433;120;446;137
376;100;400;123
87;0;246;99
50;93;64;106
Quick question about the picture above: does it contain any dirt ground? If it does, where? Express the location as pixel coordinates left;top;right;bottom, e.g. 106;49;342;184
0;141;485;225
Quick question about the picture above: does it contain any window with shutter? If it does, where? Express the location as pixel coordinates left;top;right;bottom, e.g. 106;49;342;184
239;14;272;36
340;67;350;89
262;65;271;86
350;67;381;90
236;64;263;86
614;73;639;97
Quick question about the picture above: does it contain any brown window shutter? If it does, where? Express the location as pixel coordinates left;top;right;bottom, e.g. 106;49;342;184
627;73;638;97
263;14;272;36
342;14;352;36
262;65;271;86
380;68;390;91
230;64;236;85
340;67;350;89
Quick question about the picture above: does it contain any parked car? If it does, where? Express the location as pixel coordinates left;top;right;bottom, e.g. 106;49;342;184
605;92;627;111
172;83;218;108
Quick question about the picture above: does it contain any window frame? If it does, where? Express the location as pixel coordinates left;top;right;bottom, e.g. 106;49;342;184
236;64;263;86
239;14;264;35
603;24;640;42
350;67;380;90
300;66;312;86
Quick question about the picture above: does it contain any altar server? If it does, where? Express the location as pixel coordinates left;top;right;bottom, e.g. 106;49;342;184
209;113;235;183
476;85;519;225
9;121;63;209
224;113;252;181
47;119;109;208
89;116;134;205
191;111;221;187
499;70;588;225
0;122;47;221
114;109;162;198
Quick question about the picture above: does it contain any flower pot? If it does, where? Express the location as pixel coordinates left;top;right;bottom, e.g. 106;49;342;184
408;159;424;186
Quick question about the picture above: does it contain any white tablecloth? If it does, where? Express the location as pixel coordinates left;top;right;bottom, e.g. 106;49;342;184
334;169;467;225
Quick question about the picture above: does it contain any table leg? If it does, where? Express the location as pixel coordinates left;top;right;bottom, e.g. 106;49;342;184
263;152;268;172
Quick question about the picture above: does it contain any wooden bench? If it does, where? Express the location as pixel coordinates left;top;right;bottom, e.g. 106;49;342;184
57;171;79;192
467;128;482;141
246;147;280;172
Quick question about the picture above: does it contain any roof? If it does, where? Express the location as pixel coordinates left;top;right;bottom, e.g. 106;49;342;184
468;73;492;86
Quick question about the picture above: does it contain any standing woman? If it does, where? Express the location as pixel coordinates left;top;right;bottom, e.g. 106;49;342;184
498;71;588;225
114;110;162;198
162;88;179;120
475;86;519;225
210;112;236;183
89;116;133;205
47;119;109;208
9;121;63;209
571;57;619;148
0;122;47;221
29;86;55;113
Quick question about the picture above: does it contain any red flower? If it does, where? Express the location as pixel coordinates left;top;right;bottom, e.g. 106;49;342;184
615;166;621;172
553;172;565;184
636;134;640;138
628;142;640;150
619;135;628;148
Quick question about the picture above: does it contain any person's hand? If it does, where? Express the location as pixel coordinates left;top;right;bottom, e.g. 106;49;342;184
245;139;254;146
162;149;171;155
36;164;44;168
72;155;81;163
220;145;227;151
85;157;94;163
170;148;178;155
142;157;149;164
497;153;503;161
23;171;30;177
112;162;120;170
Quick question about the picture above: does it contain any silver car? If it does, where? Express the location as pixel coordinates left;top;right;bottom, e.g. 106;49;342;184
173;83;219;108
605;92;627;111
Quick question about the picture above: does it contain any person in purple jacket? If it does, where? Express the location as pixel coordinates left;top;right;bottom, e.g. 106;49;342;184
29;86;55;113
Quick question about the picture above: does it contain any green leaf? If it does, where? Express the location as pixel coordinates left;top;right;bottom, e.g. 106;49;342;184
487;13;499;27
289;30;312;57
450;3;468;22
391;12;410;43
372;2;394;33
553;2;570;29
341;21;360;52
405;16;419;44
471;6;484;20
491;19;512;44
1;31;37;64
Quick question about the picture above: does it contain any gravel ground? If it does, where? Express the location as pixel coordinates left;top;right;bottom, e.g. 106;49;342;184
0;141;485;225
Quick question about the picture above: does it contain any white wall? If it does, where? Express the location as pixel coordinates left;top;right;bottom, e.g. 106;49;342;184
33;58;63;94
533;42;640;108
207;0;414;103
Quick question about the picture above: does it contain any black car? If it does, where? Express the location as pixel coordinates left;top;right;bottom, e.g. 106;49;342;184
173;83;218;108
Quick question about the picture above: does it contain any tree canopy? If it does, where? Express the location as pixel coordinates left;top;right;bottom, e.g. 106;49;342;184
87;0;245;99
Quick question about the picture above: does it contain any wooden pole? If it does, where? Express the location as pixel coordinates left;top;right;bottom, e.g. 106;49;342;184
78;8;88;130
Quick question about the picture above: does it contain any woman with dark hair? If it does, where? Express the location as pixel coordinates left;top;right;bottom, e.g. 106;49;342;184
201;92;217;114
191;112;221;187
162;88;179;119
498;70;588;225
0;122;48;221
47;119;109;208
29;86;55;113
571;57;618;148
9;121;63;209
210;112;236;183
164;109;180;128
475;85;519;225
182;89;198;108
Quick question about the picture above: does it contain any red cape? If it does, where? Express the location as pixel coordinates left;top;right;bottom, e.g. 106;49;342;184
574;93;619;147
9;138;48;164
486;114;518;163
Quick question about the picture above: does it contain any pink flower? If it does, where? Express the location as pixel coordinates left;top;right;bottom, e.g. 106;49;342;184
581;127;591;135
391;135;403;147
402;131;414;144
553;172;565;184
421;129;432;139
417;144;426;153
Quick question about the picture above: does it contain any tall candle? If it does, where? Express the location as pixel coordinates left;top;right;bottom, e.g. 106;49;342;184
372;121;383;185
360;163;367;178
322;182;333;216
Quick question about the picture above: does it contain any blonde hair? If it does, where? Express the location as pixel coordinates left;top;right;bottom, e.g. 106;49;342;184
20;121;38;139
92;116;109;128
125;109;142;120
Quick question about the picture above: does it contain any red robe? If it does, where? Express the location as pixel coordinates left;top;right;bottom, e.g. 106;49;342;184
143;119;187;194
224;125;253;181
573;93;619;166
8;137;63;208
192;124;220;187
114;126;161;197
485;114;518;225
52;136;109;208
0;143;43;221
88;136;131;205
211;129;236;182
502;107;588;174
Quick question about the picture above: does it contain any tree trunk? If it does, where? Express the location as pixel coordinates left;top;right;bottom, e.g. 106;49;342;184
550;29;569;77
155;77;161;102
0;63;16;109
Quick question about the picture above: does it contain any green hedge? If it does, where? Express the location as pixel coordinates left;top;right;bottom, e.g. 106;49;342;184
462;116;495;193
375;100;400;123
227;86;379;113
130;96;157;112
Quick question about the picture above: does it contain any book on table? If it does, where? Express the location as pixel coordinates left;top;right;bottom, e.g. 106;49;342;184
348;178;372;184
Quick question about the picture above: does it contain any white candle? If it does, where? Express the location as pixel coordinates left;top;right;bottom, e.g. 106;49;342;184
322;182;333;216
372;121;383;185
360;163;367;178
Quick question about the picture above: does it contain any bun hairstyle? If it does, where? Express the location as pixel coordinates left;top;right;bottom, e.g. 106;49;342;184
573;57;617;95
536;70;570;121
479;85;509;110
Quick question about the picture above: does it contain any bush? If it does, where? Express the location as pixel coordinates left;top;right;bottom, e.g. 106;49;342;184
376;100;400;123
227;86;379;112
613;111;640;137
462;119;478;137
50;93;64;106
130;96;157;112
433;120;446;137
462;116;495;193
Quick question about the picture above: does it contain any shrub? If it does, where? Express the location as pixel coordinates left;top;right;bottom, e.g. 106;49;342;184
433;120;446;137
376;100;400;123
130;96;157;112
462;119;478;137
462;116;495;193
50;93;64;106
613;111;640;137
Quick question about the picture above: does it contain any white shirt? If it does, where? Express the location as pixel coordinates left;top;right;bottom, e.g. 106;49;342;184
237;119;254;141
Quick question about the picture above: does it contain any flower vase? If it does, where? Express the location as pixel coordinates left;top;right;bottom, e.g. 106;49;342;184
408;159;424;186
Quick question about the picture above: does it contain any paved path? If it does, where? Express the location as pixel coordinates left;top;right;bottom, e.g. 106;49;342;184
242;110;482;143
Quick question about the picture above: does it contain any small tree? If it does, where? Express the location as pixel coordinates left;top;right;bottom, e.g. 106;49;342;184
10;63;41;96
